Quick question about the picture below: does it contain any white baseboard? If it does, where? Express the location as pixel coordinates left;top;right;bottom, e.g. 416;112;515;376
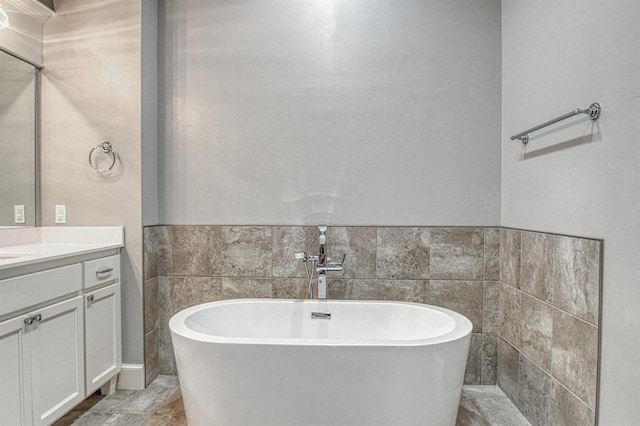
116;364;145;390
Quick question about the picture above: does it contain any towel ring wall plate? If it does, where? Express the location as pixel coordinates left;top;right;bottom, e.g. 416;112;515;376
89;141;117;175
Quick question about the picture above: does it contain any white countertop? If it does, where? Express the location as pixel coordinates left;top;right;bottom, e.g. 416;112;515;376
0;227;124;274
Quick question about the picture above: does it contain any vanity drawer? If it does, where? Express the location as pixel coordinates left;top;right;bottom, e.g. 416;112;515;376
0;264;82;318
84;255;120;290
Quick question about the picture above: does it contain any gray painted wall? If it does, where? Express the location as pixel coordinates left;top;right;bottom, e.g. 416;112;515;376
142;0;158;226
41;0;144;364
501;1;640;423
158;0;502;226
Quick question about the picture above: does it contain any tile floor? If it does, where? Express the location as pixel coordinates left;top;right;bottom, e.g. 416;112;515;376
54;376;529;426
53;376;185;426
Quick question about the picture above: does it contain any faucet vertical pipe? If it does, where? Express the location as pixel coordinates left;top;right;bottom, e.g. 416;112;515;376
317;225;327;299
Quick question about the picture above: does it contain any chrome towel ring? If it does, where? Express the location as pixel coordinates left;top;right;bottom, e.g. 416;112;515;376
89;141;117;175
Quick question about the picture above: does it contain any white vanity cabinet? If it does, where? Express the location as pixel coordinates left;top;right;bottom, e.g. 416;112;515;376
29;295;84;426
0;253;121;426
85;283;120;396
83;255;121;396
0;314;31;425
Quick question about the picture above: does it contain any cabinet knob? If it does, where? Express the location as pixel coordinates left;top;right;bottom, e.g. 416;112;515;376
87;294;95;304
23;313;41;325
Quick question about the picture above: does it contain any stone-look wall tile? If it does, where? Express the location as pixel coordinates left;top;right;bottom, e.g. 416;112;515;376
272;278;308;299
499;282;521;347
326;227;376;279
520;232;553;303
272;227;316;278
549;380;596;426
158;276;173;327
376;227;429;279
430;228;484;280
520;294;553;371
325;279;351;299
429;281;483;332
145;329;159;387
483;281;500;333
500;228;521;288
517;356;552;426
551;309;598;408
465;334;483;385
552;236;600;325
144;278;159;335
220;277;273;299
148;223;604;415
220;226;272;277
481;333;498;385
484;228;500;281
156;226;173;277
158;326;176;375
144;227;159;281
497;337;519;404
327;279;427;303
169;276;222;318
170;226;221;276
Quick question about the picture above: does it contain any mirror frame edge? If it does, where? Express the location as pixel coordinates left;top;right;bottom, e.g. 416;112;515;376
0;46;42;228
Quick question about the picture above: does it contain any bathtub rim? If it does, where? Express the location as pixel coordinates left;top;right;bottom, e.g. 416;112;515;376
169;298;473;347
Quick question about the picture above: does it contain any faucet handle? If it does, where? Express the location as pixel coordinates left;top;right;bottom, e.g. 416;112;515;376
318;254;346;272
329;253;346;264
294;251;306;260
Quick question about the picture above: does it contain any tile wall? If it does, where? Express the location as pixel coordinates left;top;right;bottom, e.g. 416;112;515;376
498;228;601;426
143;226;502;387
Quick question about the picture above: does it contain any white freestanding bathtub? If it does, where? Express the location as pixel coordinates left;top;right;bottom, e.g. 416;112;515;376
170;299;472;426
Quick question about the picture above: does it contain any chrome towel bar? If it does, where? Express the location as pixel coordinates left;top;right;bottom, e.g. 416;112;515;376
511;102;601;144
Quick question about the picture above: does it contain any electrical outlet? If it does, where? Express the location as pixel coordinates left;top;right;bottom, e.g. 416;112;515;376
14;205;25;224
55;205;66;224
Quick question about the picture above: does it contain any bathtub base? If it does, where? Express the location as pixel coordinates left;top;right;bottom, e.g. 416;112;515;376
173;334;470;426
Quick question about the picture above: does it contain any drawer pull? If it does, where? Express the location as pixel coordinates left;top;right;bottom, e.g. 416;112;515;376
96;268;114;276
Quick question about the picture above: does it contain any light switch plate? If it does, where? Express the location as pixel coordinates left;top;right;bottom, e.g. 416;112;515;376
55;205;66;224
14;205;25;224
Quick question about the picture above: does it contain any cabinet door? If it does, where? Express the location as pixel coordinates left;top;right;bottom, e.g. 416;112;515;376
0;315;31;426
85;283;121;396
29;296;84;426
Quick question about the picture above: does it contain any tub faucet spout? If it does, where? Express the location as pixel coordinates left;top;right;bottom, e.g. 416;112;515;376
317;225;328;298
315;225;345;299
293;225;345;299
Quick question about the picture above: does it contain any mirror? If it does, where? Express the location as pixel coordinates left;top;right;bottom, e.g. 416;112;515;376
0;49;37;228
